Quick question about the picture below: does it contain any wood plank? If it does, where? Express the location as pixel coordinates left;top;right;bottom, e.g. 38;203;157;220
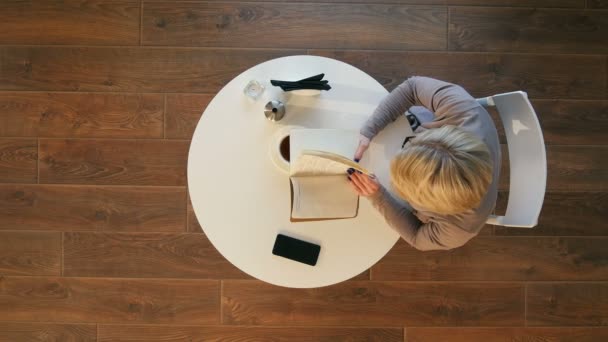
187;195;203;233
499;145;607;192
492;100;608;146
477;225;494;235
486;106;508;145
449;8;608;54
0;231;60;276
39;139;189;185
187;212;202;231
0;47;304;92
406;327;608;342
494;192;607;236
142;0;584;7
0;185;186;232
99;325;402;342
222;280;524;326
0;93;163;138
143;3;446;50
64;232;248;279
310;50;606;99
448;0;583;6
0;276;219;324
0;138;37;184
588;0;608;8
527;283;608;326
153;0;360;1
531;100;608;145
0;0;139;45
0;323;96;342
166;94;212;139
371;237;608;281
497;145;510;192
545;146;606;191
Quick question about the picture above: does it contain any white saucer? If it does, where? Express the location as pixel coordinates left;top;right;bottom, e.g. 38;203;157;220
290;89;321;96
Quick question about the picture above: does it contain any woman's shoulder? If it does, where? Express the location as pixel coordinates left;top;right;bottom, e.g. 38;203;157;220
414;185;497;235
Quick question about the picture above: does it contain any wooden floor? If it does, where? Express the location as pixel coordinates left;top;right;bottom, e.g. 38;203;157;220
0;0;607;341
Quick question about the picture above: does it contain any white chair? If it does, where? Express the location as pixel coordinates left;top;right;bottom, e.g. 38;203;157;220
477;91;547;228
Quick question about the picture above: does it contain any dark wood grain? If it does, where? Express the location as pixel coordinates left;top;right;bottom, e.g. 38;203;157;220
39;139;189;185
187;195;203;233
0;0;139;45
0;276;219;324
371;237;608;281
0;93;163;138
143;3;446;50
0;323;96;342
0;139;37;184
588;0;608;8
449;8;608;53
494;192;608;236
0;47;304;92
531;100;608;145
99;325;402;342
142;0;584;6
0;231;60;276
492;100;608;146
477;225;495;235
407;327;608;342
0;184;186;232
449;0;583;6
150;0;390;1
485;106;507;146
223;280;524;326
64;232;248;279
499;145;607;192
186;213;201;232
310;50;606;99
527;283;608;326
546;146;607;191
166;94;212;139
0;0;605;335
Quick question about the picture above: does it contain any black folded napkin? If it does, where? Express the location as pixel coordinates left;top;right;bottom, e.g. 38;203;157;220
270;73;331;92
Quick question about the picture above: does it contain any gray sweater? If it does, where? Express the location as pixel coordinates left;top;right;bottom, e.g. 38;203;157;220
361;77;501;251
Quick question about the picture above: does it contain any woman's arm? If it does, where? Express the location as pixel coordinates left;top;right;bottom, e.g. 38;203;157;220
369;187;476;251
360;76;480;139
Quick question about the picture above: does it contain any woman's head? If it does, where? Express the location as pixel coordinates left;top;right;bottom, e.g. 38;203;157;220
390;125;493;214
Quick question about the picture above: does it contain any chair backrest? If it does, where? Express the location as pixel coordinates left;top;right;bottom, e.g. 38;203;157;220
477;91;547;228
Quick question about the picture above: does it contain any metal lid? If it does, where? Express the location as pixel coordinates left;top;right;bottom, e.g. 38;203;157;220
264;100;286;122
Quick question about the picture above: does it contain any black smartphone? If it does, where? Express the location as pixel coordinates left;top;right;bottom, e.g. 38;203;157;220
272;234;321;266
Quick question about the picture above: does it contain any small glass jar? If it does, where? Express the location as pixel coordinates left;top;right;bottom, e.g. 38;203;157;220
243;79;265;100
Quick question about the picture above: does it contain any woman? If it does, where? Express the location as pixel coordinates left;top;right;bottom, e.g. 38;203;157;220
349;76;501;251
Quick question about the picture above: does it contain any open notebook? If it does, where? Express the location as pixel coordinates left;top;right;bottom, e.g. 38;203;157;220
289;129;369;220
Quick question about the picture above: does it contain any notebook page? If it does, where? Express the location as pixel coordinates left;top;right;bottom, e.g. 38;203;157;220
291;175;358;219
290;129;359;176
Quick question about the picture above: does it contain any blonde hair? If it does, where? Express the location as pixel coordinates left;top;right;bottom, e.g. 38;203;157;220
390;125;493;214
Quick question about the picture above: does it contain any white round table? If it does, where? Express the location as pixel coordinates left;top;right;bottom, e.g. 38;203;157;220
188;55;412;288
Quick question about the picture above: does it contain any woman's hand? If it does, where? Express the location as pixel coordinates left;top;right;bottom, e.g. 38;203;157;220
351;134;378;196
348;170;380;197
354;135;371;162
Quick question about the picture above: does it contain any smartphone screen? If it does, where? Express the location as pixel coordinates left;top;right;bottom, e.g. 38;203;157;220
272;234;321;266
